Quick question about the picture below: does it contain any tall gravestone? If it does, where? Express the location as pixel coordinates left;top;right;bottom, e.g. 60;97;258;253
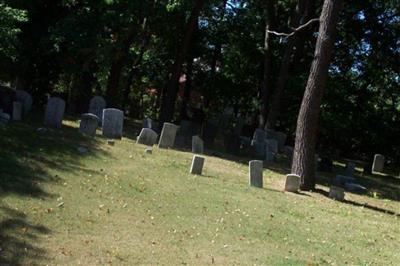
158;123;179;149
89;96;106;124
79;113;99;137
15;90;33;115
190;155;205;175
102;108;124;139
12;101;22;121
249;160;263;188
192;135;204;154
372;154;385;173
137;128;158;146
44;97;65;128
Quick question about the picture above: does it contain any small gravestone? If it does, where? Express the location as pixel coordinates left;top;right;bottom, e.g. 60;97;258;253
137;128;158;146
89;96;106;124
249;160;263;188
329;186;345;201
192;135;204;154
158;123;179;149
12;101;22;121
190;155;205;175
102;108;124;139
372;154;385;173
285;174;301;192
107;139;115;146
345;162;356;177
79;113;99;137
15;90;33;115
145;147;153;154
44;97;65;128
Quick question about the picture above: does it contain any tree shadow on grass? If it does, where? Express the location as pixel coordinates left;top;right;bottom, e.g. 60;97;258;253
0;113;109;264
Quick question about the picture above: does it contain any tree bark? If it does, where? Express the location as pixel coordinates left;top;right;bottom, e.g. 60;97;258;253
180;56;194;120
291;0;342;190
266;0;313;130
259;0;276;128
159;0;205;125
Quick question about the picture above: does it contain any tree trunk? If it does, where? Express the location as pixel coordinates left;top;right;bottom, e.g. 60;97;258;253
259;0;276;128
266;0;313;130
159;0;205;125
180;56;194;120
291;0;342;190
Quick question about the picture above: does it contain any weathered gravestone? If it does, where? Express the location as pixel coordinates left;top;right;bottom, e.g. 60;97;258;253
344;161;356;177
372;154;385;173
329;186;345;201
284;174;301;192
79;113;99;137
266;139;278;161
158;123;179;149
15;90;33;115
12;101;22;121
102;108;124;139
192;135;204;154
44;97;65;128
145;147;153;154
190;155;205;175
137;128;158;146
249;160;263;188
89;96;106;124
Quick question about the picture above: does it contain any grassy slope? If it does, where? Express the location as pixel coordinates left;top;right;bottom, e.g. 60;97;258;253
1;118;399;265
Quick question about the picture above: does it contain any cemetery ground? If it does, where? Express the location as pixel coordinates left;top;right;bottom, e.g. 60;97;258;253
1;116;399;265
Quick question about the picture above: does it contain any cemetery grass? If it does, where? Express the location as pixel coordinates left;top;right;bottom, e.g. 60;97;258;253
1;118;399;265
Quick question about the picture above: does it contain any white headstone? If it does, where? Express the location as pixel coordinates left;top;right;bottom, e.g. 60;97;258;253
137;128;158;146
372;154;385;173
79;113;99;137
89;96;106;124
158;123;179;149
12;101;22;121
102;108;124;139
192;135;204;154
190;155;205;175
285;174;300;192
44;97;65;128
249;160;263;188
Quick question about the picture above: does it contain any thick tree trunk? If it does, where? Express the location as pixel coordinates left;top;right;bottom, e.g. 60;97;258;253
159;0;205;125
291;0;342;190
259;0;276;128
266;0;313;130
180;57;194;120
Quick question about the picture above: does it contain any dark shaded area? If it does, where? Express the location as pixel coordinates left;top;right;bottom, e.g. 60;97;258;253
0;112;108;264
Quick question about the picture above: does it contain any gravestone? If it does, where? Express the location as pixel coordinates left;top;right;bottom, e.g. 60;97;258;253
79;113;99;137
12;101;22;121
266;139;278;161
372;154;385;173
137;128;158;146
145;147;153;154
15;90;33;115
102;108;124;139
89;96;106;124
329;186;345;201
284;174;300;192
266;129;287;152
44;97;65;128
345;162;356;177
143;118;153;129
175;120;201;148
158;123;179;149
0;112;10;125
249;160;263;188
190;155;205;175
192;135;204;154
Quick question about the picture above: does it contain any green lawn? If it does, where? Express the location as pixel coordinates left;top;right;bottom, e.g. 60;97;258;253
1;116;399;265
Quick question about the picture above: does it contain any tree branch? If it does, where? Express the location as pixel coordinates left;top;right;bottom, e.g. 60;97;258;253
267;18;320;38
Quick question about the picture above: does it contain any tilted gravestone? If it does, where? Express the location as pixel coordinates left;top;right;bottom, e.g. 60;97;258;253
158;123;179;149
79;113;99;137
137;128;158;146
190;155;205;175
15;90;33;115
44;97;65;128
372;154;385;173
344;162;356;177
284;174;301;192
12;101;22;121
192;135;204;154
249;160;263;188
89;96;106;124
102;108;124;139
329;186;345;201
